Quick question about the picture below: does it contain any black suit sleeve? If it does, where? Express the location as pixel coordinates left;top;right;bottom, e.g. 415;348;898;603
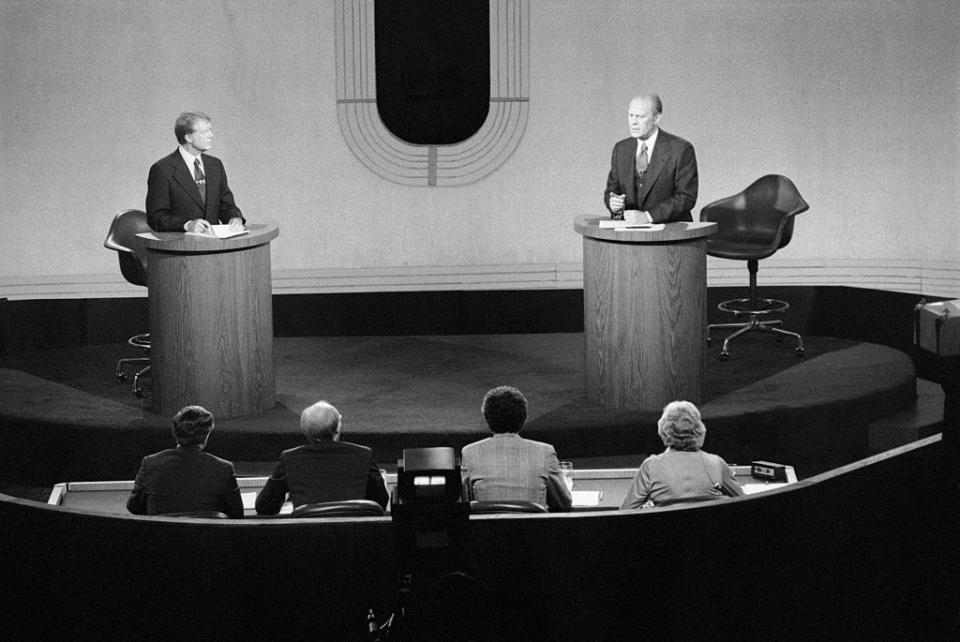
648;142;698;224
214;161;243;224
365;460;389;509
126;460;148;514
221;465;245;519
146;162;179;232
255;460;289;515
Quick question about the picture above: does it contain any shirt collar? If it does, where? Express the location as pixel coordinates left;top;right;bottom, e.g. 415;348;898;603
178;145;203;173
637;127;659;153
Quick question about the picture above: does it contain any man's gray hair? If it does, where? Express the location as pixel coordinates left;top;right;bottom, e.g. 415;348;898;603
174;111;211;144
300;401;342;443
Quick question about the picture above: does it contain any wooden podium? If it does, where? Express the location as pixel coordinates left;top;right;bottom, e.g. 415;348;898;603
142;224;278;419
574;216;716;411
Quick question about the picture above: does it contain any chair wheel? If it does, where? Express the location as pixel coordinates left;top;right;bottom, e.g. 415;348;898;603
796;347;804;356
706;337;712;346
134;388;144;398
720;352;729;361
116;372;127;381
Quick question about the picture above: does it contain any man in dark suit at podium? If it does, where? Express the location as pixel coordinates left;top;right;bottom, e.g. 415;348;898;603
603;93;698;224
255;401;389;514
126;405;244;518
146;111;246;234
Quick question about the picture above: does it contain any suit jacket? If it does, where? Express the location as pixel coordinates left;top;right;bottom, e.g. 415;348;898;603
461;433;572;511
126;446;244;518
620;448;744;509
255;440;389;515
604;129;698;223
146;149;243;231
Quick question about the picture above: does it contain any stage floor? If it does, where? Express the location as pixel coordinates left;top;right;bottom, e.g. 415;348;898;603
1;332;917;485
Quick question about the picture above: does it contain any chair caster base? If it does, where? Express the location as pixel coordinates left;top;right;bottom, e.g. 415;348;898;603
720;351;729;361
116;372;127;381
796;347;805;357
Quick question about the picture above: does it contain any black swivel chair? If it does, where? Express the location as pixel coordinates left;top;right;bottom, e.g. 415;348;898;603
104;209;152;396
291;499;386;518
701;175;809;360
469;500;548;514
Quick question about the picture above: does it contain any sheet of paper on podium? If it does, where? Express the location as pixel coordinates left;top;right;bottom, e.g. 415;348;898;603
571;490;603;506
598;220;665;232
186;225;249;239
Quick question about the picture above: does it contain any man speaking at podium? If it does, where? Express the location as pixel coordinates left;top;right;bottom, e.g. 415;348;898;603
603;94;698;224
146;111;246;234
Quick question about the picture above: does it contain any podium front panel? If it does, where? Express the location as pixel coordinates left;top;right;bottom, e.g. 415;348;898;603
146;225;277;419
576;218;715;411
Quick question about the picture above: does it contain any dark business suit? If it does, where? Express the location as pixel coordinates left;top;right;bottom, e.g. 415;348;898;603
461;433;572;511
126;446;244;518
603;129;698;223
146;149;243;232
255;440;389;515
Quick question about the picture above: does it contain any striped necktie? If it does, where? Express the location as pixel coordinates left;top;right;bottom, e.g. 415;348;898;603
194;158;206;205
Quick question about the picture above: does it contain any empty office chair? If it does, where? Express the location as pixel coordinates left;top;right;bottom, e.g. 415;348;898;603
469;500;548;514
104;209;152;396
701;175;809;360
291;499;386;518
164;510;230;519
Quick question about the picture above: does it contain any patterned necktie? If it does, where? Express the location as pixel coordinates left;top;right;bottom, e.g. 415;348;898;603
636;141;649;175
194;158;206;205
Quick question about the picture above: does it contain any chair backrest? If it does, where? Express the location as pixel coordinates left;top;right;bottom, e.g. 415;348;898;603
469;500;548;514
104;209;151;287
291;499;385;518
163;511;230;519
700;175;808;255
654;494;724;507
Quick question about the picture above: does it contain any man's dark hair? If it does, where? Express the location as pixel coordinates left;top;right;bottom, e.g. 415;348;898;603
481;386;528;434
172;405;214;446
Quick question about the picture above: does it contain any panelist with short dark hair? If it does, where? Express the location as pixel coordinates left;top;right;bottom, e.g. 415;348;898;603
620;401;744;509
461;386;573;511
146;111;245;234
604;93;698;224
127;405;244;518
254;401;389;515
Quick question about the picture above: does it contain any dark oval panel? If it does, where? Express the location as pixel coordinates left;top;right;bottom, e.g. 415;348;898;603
375;0;490;145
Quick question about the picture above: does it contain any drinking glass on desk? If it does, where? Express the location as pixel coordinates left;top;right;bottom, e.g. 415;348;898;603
559;461;574;492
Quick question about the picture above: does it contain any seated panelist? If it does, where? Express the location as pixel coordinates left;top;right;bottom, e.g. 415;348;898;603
461;386;573;512
255;401;389;515
127;405;244;518
146;110;245;234
620;401;744;509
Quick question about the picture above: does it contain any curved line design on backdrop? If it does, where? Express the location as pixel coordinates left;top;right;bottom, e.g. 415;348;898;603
335;0;529;187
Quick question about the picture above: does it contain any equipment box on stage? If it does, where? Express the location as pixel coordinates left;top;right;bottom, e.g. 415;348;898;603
915;299;960;357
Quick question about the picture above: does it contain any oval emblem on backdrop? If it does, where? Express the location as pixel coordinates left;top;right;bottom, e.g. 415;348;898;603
374;0;490;145
336;0;529;186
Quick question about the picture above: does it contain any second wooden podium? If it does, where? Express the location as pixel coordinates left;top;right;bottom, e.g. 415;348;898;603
143;224;278;419
574;216;716;411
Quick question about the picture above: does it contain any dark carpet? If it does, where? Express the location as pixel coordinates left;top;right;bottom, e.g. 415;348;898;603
0;332;915;484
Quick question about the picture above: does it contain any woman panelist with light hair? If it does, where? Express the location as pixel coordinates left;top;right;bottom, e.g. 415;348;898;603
620;401;744;509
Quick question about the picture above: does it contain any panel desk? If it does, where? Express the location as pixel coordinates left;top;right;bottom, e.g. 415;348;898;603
140;224;278;419
47;466;796;516
574;217;716;411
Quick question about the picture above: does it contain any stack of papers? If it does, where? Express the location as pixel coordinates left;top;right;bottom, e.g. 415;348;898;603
598;220;665;232
186;225;248;239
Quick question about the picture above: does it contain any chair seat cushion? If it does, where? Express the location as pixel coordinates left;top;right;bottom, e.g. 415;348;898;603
706;238;780;261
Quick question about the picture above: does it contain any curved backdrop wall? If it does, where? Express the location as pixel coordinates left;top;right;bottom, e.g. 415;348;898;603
1;1;958;300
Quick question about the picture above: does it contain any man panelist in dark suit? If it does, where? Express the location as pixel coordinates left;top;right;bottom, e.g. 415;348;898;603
604;93;698;224
255;401;389;515
146;111;245;234
127;405;244;518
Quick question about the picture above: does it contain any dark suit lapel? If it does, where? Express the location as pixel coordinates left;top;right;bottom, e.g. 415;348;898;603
619;140;636;203
169;151;206;210
638;132;672;206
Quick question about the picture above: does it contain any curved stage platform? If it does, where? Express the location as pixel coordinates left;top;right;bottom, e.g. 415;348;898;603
1;332;916;485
